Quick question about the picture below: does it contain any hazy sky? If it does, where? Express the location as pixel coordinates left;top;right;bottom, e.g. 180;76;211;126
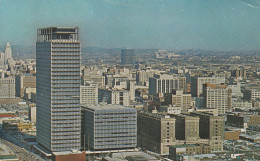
0;0;259;50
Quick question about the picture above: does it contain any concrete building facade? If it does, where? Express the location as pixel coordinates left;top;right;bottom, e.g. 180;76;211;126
0;77;15;98
36;27;81;152
191;76;225;97
171;90;192;112
137;111;176;155
149;74;179;97
121;49;135;65
15;74;36;97
98;88;130;106
4;42;12;64
203;83;232;115
173;114;200;142
190;112;224;152
83;104;137;150
80;81;98;105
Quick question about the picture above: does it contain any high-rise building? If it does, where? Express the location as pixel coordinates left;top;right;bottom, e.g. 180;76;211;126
4;42;12;64
121;49;135;65
36;27;81;152
202;83;232;115
191;76;225;97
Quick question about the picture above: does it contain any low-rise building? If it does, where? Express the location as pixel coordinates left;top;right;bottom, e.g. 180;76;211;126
226;112;260;129
2;120;35;133
169;144;211;161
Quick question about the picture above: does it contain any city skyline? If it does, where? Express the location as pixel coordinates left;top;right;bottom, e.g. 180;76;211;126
0;0;260;51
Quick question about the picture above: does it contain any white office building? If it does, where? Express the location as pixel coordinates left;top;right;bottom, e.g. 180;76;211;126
80;81;98;105
149;74;179;97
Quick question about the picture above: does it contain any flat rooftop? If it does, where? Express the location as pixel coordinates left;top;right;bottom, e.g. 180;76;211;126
84;104;136;111
170;144;197;148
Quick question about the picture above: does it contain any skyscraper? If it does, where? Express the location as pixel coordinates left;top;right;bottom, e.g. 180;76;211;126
121;49;135;65
36;27;81;152
4;42;12;64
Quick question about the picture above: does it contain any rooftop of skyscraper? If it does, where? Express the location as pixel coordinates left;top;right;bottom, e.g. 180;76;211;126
37;27;79;42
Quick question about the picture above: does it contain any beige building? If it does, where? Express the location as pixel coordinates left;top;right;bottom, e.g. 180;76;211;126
171;90;191;112
15;74;36;97
203;83;232;115
136;69;160;86
0;52;4;65
137;111;176;155
0;77;15;98
80;81;98;105
173;114;200;142
191;76;225;97
29;107;36;123
177;76;187;92
137;111;224;155
190;112;224;152
24;87;36;101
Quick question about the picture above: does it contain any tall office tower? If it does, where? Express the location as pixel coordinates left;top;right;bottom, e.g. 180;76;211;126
36;27;81;152
190;112;224;152
191;76;225;97
149;74;179;97
202;83;232;115
121;49;135;65
4;42;12;64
